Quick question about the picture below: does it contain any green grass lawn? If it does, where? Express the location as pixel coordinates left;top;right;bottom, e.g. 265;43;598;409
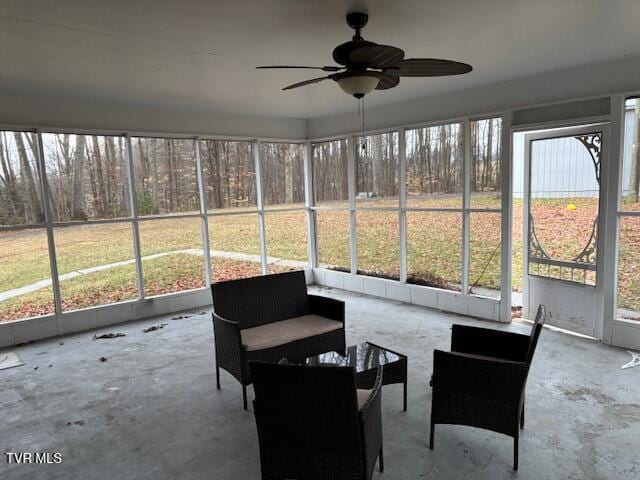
2;196;639;321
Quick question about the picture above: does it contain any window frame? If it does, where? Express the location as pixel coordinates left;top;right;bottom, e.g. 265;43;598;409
0;129;307;323
310;116;503;299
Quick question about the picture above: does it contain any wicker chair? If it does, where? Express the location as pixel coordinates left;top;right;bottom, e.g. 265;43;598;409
429;304;546;470
249;361;384;480
211;270;346;409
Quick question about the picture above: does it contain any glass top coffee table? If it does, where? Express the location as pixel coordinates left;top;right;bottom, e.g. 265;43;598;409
301;342;408;411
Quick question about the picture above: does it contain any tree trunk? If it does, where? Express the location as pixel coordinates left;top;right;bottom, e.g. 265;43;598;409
486;118;494;190
285;144;294;204
92;136;107;217
426;129;433;194
14;132;45;223
87;144;100;217
340;140;348;200
629;99;640;202
0;133;19;219
70;135;87;220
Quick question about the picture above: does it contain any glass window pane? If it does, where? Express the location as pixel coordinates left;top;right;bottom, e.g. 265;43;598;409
132;137;198;216
316;210;350;272
356;132;399;207
621;98;640;212
53;223;137;311
617;216;640;321
356;211;399;279
42;133;130;221
138;218;205;295
470;118;502;209
407;212;461;290
313;139;349;207
265;211;307;272
468;213;501;298
0;131;46;225
209;214;261;282
261;143;305;209
200;140;256;212
0;228;54;322
405;124;463;208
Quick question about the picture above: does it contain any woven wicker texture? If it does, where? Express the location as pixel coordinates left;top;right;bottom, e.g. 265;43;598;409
430;305;546;471
211;271;346;409
250;361;383;480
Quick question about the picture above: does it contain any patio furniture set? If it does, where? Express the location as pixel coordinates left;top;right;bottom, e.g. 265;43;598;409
211;271;545;478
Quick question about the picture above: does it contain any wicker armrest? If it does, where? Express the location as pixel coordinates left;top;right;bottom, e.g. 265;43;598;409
451;324;530;362
212;312;244;373
432;349;528;399
308;294;345;324
212;312;241;340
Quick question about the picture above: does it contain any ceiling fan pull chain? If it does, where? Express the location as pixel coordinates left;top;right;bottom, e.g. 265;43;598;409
361;97;366;151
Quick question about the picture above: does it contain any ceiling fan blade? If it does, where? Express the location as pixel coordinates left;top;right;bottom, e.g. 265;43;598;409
282;75;333;90
375;73;400;90
257;65;344;72
349;44;405;68
384;58;472;77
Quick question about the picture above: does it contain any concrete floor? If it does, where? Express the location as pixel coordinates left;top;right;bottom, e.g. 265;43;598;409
1;286;639;480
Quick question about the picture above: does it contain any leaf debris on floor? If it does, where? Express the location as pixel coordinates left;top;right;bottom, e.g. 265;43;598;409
142;323;168;333
93;332;126;340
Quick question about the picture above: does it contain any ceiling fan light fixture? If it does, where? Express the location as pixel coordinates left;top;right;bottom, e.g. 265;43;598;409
337;75;379;98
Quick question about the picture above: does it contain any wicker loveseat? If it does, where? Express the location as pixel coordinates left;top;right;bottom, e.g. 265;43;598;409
211;270;346;409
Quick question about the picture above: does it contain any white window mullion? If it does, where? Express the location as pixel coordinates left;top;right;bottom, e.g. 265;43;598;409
253;140;268;274
35;129;63;315
500;111;514;322
462;119;471;294
398;128;407;283
124;134;145;300
303;141;318;269
348;136;357;275
601;95;624;343
194;138;212;286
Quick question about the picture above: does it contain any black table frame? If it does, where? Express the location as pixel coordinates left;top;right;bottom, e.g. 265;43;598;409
301;341;408;412
356;342;408;412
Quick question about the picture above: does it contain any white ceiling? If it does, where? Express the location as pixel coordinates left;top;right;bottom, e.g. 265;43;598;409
2;0;640;120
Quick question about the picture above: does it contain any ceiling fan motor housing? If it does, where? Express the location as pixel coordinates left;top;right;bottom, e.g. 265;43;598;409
346;12;369;33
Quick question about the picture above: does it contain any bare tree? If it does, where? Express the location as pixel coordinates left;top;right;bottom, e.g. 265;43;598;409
14;132;44;223
629;99;640;202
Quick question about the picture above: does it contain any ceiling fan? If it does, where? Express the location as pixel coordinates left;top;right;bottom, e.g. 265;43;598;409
257;11;473;98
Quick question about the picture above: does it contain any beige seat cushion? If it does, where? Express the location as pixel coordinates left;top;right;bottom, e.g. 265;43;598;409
241;314;343;352
357;389;373;410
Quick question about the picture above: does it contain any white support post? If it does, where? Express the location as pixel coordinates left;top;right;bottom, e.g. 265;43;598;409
348;135;358;275
522;131;532;319
499;112;514;322
35;130;63;315
124;134;145;300
303;141;318;269
600;95;624;344
195;138;212;286
253;140;268;274
462;119;471;294
398;128;407;283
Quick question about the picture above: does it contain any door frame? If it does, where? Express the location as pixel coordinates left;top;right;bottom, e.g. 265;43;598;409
521;123;610;338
